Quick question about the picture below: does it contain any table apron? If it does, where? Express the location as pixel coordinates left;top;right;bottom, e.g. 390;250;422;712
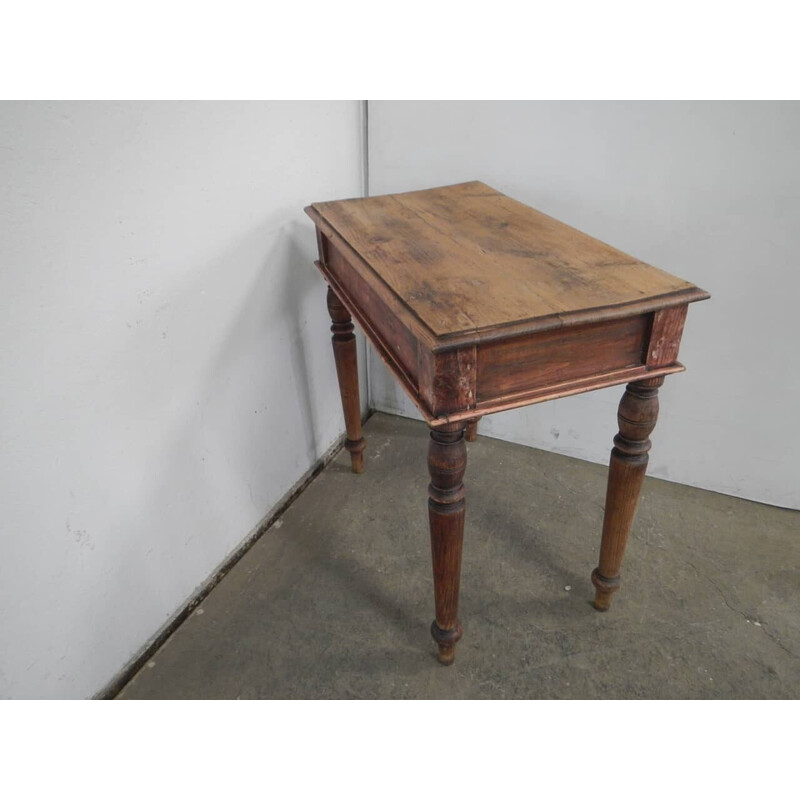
313;229;689;429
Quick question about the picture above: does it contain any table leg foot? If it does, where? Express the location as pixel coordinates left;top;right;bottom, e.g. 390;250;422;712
591;568;620;610
465;420;479;442
327;286;366;474
428;422;467;666
431;620;463;665
592;377;662;611
344;438;366;474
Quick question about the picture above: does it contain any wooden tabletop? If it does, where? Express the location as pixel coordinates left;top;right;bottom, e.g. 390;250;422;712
307;181;708;347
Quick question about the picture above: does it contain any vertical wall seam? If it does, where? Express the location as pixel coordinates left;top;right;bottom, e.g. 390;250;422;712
361;99;372;410
361;99;370;199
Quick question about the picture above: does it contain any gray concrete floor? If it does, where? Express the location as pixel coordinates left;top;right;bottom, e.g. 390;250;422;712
118;412;800;699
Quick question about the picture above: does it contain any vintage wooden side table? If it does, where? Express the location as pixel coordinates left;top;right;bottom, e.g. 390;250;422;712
305;181;709;666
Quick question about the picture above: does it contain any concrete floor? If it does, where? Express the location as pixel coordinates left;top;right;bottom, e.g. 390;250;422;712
118;412;800;699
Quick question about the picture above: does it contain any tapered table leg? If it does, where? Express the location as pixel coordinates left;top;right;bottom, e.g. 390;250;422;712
592;376;663;610
326;286;366;473
428;422;467;665
465;419;479;442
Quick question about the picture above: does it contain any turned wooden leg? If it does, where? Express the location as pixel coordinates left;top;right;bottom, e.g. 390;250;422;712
465;419;479;442
428;422;467;665
592;377;663;611
326;286;366;473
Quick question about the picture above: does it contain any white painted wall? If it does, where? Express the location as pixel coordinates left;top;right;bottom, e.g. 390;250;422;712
0;101;364;698
368;101;800;509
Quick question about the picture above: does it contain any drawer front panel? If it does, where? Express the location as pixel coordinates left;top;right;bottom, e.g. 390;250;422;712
476;315;649;402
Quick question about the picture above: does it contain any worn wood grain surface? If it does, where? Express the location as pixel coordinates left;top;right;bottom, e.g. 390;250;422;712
310;181;708;343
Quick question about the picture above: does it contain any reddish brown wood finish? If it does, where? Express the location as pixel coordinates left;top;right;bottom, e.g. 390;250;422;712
325;243;419;387
476;314;649;403
308;182;709;665
418;343;477;416
592;377;663;610
311;225;696;427
428;422;467;665
326;286;366;474
647;305;688;367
